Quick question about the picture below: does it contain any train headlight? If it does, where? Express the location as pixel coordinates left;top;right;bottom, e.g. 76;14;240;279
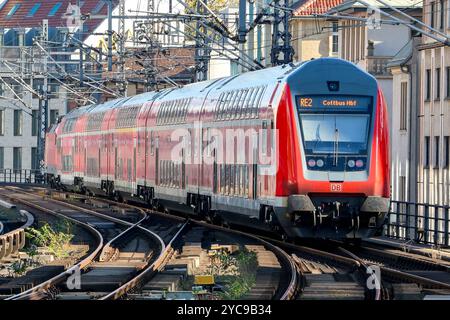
308;159;316;167
347;160;355;168
356;160;364;168
316;159;324;167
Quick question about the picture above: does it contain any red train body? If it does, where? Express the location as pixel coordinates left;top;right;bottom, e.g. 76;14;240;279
45;58;390;240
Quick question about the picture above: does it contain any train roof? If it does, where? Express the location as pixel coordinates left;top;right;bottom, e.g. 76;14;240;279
61;59;347;120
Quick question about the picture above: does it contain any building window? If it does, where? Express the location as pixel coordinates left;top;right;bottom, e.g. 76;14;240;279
31;147;38;171
400;81;408;131
399;176;406;202
92;1;105;14
0;0;9;12
440;0;445;29
447;67;450;97
425;136;430;168
435;136;440;168
445;136;450;168
0;147;3;172
436;68;441;99
50;110;59;126
431;1;436;28
13;110;22;136
6;3;20;18
332;21;339;54
48;2;62;17
13;147;22;171
32;110;39;136
27;3;41;17
426;69;431;100
0;109;4;135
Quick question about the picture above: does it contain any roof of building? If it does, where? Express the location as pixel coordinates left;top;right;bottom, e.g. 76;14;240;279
0;0;117;31
292;0;344;16
386;39;413;67
330;0;422;13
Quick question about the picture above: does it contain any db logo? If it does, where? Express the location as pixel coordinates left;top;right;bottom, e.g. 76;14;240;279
330;183;343;192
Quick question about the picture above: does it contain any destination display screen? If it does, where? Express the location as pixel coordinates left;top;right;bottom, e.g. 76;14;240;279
297;95;372;112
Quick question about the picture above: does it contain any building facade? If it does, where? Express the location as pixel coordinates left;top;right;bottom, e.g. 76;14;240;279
291;0;343;61
418;0;450;207
333;0;422;130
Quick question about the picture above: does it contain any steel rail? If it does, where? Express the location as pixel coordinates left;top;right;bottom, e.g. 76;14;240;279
1;187;166;300
55;191;298;300
100;221;188;300
2;195;104;300
338;246;450;291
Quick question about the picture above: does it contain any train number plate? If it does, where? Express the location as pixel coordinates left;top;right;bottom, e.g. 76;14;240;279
330;183;343;192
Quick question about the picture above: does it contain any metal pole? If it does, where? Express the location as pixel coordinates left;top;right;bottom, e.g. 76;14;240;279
107;0;113;72
78;0;83;87
238;0;247;43
37;19;49;171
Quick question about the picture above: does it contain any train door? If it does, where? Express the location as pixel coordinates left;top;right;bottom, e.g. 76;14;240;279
213;148;217;193
133;139;137;185
114;147;118;180
98;148;101;177
155;136;159;185
252;133;258;200
181;148;186;189
84;144;87;176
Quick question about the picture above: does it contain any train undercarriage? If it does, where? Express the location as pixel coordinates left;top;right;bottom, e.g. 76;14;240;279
44;173;389;242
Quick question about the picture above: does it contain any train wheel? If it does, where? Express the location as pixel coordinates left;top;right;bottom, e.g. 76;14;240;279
113;191;123;203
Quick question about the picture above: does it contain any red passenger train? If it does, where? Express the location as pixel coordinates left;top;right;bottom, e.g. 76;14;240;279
45;58;390;240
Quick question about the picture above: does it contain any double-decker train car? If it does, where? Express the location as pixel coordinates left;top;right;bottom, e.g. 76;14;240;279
45;58;390;240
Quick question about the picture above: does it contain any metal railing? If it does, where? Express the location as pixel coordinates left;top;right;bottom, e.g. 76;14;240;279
366;56;393;77
386;200;450;247
0;169;44;184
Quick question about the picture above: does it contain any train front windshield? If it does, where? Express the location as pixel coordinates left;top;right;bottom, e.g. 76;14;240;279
300;114;370;155
297;95;373;171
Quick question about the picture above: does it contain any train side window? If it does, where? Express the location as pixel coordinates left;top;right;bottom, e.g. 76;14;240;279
218;92;226;120
179;99;185;122
167;101;174;124
175;99;181;123
228;91;238;120
230;91;239;120
235;90;245;119
162;103;167;124
176;99;182;123
157;104;163;125
220;92;230;120
243;88;253;119
239;89;249;119
219;92;228;120
253;86;265;118
249;87;259;118
215;93;224;118
165;102;170;124
234;90;242;119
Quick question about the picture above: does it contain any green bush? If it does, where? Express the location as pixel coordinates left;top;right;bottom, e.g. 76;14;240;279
26;220;74;259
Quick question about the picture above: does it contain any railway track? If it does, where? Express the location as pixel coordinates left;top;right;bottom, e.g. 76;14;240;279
337;243;450;299
0;186;169;300
0;186;297;300
7;185;450;300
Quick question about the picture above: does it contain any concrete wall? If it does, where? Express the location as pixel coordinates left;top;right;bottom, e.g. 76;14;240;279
291;19;333;62
367;23;412;57
419;46;450;206
390;67;411;202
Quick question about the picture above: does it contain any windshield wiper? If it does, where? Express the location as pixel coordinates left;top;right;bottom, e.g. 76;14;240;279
333;128;339;166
